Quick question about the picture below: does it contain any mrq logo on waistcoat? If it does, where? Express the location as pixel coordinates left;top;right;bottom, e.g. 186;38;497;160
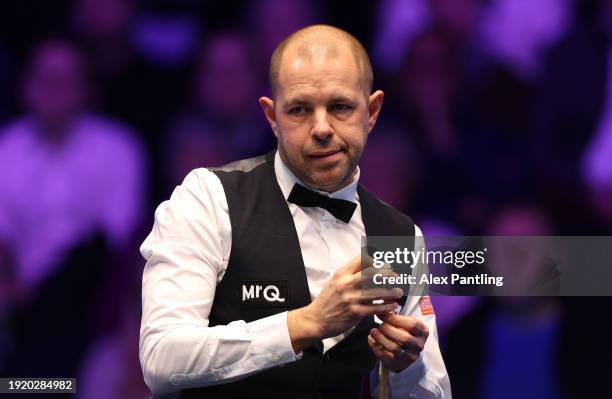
240;280;289;308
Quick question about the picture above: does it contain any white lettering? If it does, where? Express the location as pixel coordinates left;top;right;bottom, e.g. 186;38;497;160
263;285;285;302
242;285;255;301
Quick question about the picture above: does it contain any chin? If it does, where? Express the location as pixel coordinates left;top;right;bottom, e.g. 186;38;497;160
309;174;348;192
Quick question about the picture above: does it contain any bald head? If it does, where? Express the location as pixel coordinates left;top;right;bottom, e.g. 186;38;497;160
269;24;373;97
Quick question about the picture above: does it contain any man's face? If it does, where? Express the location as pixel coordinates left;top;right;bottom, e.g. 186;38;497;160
24;44;86;125
196;34;254;119
260;50;383;192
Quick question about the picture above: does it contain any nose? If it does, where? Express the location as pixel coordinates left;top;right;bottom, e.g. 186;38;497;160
311;107;333;141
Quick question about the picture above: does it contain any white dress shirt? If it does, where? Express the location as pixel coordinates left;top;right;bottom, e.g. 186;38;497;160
139;151;451;397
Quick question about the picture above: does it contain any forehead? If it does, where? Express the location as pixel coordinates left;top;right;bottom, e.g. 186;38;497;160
276;48;364;99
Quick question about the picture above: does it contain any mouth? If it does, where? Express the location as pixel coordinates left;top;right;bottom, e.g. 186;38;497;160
307;149;343;160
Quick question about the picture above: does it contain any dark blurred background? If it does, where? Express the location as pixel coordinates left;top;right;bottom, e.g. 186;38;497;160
0;0;611;398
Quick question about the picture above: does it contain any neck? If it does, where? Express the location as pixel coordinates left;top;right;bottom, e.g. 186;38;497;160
35;115;75;146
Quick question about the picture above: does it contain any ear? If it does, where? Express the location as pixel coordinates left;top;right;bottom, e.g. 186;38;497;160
366;90;384;134
258;96;279;138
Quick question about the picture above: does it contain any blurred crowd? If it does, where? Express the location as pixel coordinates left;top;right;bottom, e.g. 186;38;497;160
0;0;611;398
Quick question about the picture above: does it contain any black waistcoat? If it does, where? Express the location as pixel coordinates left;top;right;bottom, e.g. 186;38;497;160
181;152;415;399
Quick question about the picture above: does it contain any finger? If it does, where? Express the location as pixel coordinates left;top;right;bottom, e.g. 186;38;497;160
378;322;424;354
368;334;396;362
344;269;395;291
361;254;374;270
378;322;412;345
334;268;366;293
360;265;402;292
336;273;403;301
361;264;400;280
348;287;404;303
348;265;403;291
370;327;403;356
337;255;362;275
378;313;429;338
350;256;400;282
351;302;398;317
369;335;419;370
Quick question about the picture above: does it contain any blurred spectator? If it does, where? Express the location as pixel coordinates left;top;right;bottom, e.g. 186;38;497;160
162;125;230;189
399;29;462;159
162;32;272;189
394;26;536;232
72;0;135;68
486;205;557;297
429;0;481;44
0;39;146;295
581;35;612;230
413;220;481;340
372;0;482;75
72;0;191;201
359;125;419;211
193;33;257;127
581;47;612;216
392;29;472;227
0;243;15;371
0;44;13;123
0;38;146;383
478;0;570;81
249;0;322;84
372;0;431;74
131;1;201;69
77;300;148;399
445;204;612;398
529;1;612;232
72;0;143;120
3;233;110;380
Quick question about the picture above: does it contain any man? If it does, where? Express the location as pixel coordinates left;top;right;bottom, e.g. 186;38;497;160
0;38;146;378
0;39;146;293
140;25;451;398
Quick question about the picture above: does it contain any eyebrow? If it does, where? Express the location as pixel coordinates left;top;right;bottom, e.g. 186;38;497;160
283;97;310;108
283;94;356;108
328;95;356;104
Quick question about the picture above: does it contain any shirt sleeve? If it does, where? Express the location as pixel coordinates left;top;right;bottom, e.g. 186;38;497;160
139;169;298;395
389;225;452;398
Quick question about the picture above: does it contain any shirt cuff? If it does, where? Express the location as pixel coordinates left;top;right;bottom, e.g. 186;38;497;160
247;311;299;366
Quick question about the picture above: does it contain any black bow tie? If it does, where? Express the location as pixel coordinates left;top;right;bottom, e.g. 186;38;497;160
287;183;357;223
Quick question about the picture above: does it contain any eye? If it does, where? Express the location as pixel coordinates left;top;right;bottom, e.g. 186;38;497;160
331;104;353;112
288;106;307;115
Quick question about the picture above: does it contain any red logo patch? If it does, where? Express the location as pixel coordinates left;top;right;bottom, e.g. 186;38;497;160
419;296;434;315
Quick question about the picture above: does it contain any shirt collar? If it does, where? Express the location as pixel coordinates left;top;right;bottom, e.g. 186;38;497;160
274;150;360;202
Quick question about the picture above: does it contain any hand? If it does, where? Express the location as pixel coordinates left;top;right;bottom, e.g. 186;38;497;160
368;312;429;372
288;256;403;352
